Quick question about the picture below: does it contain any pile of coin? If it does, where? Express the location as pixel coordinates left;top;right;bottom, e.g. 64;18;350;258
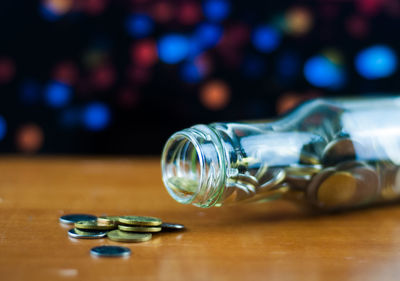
60;214;185;257
217;137;400;209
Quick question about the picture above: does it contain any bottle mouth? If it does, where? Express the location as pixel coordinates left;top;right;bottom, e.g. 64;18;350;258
161;125;226;207
161;131;204;204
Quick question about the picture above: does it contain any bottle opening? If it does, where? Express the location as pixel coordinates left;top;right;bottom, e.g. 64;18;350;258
161;132;203;204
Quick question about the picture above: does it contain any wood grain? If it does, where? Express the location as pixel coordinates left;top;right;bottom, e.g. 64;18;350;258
1;157;400;281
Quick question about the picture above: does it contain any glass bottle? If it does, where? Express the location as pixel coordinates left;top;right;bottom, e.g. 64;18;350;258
161;97;400;209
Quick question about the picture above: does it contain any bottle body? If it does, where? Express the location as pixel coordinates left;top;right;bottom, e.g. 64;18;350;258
161;97;400;209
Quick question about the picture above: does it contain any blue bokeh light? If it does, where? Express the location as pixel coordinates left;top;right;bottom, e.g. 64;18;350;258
203;0;230;22
0;116;6;141
83;102;111;131
355;45;397;79
39;5;61;22
158;34;189;64
180;62;203;83
304;55;345;88
277;51;300;78
252;26;281;53
20;79;40;104
193;23;223;49
44;81;72;108
125;14;154;38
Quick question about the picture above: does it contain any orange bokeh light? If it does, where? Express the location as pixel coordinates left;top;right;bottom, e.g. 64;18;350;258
16;124;44;153
200;80;230;110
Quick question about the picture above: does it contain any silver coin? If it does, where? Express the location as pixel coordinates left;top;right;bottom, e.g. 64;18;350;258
67;228;107;239
90;246;131;257
161;222;185;231
59;214;97;224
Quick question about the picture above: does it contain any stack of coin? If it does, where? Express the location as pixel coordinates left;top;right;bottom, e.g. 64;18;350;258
60;214;185;242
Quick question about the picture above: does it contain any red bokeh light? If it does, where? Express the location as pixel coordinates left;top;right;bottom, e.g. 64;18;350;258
178;2;202;25
53;61;79;85
0;57;16;84
131;40;158;68
152;1;174;23
90;64;116;90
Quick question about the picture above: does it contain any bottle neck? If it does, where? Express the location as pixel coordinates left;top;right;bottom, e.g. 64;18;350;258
161;125;227;207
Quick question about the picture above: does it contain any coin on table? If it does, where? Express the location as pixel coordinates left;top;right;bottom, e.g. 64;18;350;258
97;216;120;225
107;230;152;242
90;245;131;257
118;225;162;233
161;222;185;231
317;171;358;207
75;220;117;231
68;228;107;239
322;138;356;166
59;214;97;225
118;216;162;226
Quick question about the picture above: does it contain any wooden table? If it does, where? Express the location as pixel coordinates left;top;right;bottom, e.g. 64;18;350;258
1;157;400;281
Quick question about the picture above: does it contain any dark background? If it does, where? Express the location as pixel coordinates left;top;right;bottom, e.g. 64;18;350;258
0;0;398;154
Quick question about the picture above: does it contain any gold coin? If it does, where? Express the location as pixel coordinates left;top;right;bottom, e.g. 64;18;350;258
167;177;198;195
75;220;117;230
107;230;152;243
118;225;162;233
317;171;357;207
118;216;162;226
97;216;120;225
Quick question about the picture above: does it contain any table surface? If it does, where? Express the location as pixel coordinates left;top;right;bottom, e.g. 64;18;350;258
1;157;400;281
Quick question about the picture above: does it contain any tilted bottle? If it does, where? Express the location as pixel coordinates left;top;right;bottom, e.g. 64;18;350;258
161;97;400;209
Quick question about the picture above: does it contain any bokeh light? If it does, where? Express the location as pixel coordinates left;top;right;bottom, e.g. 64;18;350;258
53;61;78;85
0;116;7;141
20;79;41;105
304;55;345;88
202;0;230;22
285;7;313;36
44;81;72;108
0;57;16;84
158;34;189;64
16;124;44;153
82;0;108;16
125;13;154;38
252;25;281;53
355;45;397;79
40;0;73;21
276;51;300;79
276;91;320;115
346;15;369;38
151;1;174;23
131;40;158;67
90;64;116;90
178;2;202;25
193;23;223;49
200;80;230;110
83;102;111;131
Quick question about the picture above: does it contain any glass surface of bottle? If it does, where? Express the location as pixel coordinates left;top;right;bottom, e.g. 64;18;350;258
161;97;400;209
